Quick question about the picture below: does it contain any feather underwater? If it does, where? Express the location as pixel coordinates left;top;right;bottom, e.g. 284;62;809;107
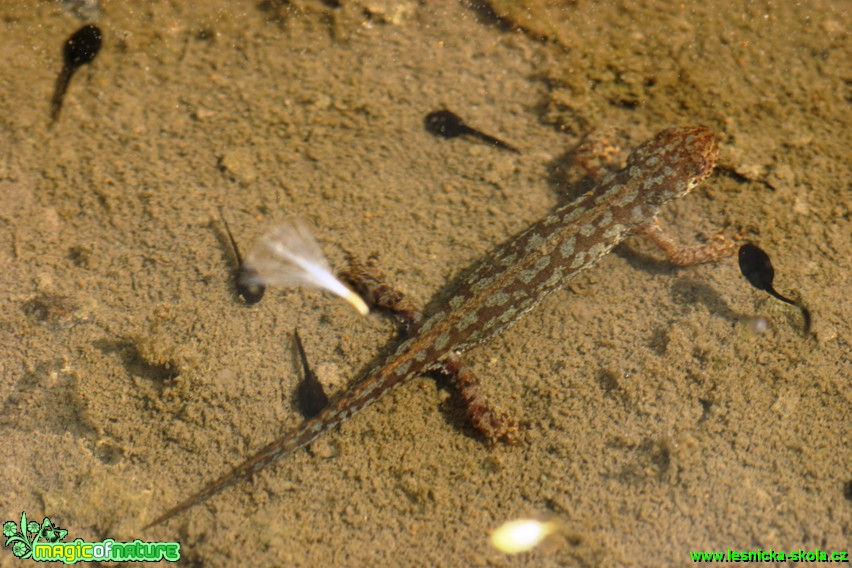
243;220;369;315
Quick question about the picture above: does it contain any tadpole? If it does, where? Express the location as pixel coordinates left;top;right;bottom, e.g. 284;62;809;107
738;243;811;333
51;24;103;123
294;329;329;419
220;210;265;305
424;109;519;154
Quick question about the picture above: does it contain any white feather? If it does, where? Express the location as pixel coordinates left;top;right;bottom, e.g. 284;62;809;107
243;220;369;315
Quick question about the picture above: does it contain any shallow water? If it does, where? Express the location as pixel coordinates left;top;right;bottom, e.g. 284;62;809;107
0;1;848;566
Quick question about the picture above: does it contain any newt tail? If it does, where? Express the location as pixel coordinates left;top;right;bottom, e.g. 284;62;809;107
143;340;439;529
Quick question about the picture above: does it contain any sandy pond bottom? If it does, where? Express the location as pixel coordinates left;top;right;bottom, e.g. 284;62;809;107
0;1;848;566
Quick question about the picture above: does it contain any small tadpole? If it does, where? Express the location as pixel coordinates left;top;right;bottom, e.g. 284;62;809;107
219;209;265;305
424;109;520;154
50;24;103;124
293;329;329;419
738;243;811;334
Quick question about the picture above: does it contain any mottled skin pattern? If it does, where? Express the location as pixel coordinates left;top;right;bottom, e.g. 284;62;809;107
144;126;719;529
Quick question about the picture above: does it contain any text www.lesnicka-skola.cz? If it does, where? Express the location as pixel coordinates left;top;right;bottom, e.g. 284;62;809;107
690;548;847;563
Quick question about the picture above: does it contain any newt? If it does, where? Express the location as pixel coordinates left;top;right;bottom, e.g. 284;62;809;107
144;126;734;529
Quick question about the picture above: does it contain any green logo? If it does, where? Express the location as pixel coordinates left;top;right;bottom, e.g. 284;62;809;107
3;512;180;564
2;512;67;559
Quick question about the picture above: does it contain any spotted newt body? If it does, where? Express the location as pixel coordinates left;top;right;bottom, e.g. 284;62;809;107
145;126;721;528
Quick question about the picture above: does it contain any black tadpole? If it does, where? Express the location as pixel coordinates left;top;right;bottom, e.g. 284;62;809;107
424;109;520;153
294;330;329;419
220;210;265;305
51;24;103;123
738;243;811;333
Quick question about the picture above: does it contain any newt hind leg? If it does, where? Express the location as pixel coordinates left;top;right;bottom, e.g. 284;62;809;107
441;353;520;446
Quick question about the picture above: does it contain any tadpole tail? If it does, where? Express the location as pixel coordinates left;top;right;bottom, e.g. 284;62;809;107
766;286;797;307
470;130;520;154
799;304;812;335
49;66;73;124
766;287;811;336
